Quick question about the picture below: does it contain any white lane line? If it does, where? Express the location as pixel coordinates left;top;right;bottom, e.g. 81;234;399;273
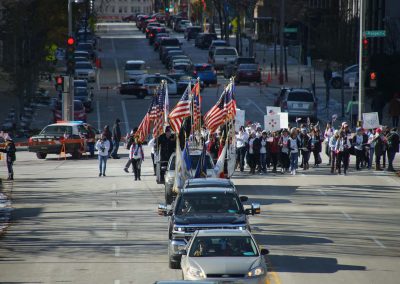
247;98;265;115
96;100;101;130
318;189;327;196
112;200;117;208
341;211;353;220
114;246;120;256
113;222;117;230
370;236;386;248
114;280;120;284
96;68;101;91
114;58;121;84
121;100;130;134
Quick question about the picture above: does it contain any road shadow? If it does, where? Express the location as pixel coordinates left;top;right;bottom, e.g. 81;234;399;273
11;207;43;222
267;254;366;273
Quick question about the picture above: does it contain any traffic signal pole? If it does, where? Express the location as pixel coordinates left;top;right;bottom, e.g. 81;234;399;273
64;0;74;121
358;0;366;123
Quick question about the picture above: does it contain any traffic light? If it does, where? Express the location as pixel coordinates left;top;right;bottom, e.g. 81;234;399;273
370;71;376;80
66;36;75;75
370;71;377;87
165;7;169;12
55;75;64;92
362;37;369;63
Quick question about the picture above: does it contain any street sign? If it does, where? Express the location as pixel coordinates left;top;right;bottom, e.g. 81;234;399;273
284;28;298;33
365;30;386;38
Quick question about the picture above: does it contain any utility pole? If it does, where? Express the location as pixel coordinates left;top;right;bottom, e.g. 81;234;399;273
358;0;366;123
64;0;74;121
279;0;285;85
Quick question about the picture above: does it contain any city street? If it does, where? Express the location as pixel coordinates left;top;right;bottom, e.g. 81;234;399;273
0;23;399;284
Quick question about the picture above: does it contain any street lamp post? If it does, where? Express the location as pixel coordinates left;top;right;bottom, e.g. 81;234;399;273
279;0;285;85
64;0;75;121
358;0;366;123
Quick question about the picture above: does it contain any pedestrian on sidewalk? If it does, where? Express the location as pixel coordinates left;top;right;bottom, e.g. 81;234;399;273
335;130;351;175
288;129;300;175
129;138;144;181
279;129;290;173
95;134;110;177
388;93;400;127
386;128;399;172
124;127;138;173
0;135;16;180
102;125;113;157
111;118;121;159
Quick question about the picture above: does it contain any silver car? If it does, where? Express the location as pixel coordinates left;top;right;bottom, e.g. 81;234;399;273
74;61;96;82
279;88;317;121
123;60;147;81
181;229;269;283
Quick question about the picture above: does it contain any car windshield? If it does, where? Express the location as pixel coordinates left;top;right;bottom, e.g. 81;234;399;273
74;101;84;110
186;183;231;189
169;154;213;170
75;62;93;69
195;65;212;72
176;192;243;215
189;236;258;257
215;48;237;55
74;88;87;96
74;81;87;88
125;63;144;70
287;92;314;102
40;125;73;135
238;64;258;71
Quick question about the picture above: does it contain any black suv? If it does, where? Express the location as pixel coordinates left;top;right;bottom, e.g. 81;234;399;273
195;33;218;49
158;187;261;269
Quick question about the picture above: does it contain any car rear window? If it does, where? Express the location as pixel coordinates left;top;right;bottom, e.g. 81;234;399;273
287;92;314;102
238;64;258;70
195;65;212;71
215;48;237;56
75;62;93;69
125;63;144;70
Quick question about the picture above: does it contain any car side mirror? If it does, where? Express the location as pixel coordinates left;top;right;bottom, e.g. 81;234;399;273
252;203;261;215
240;196;248;202
157;203;167;216
260;248;269;255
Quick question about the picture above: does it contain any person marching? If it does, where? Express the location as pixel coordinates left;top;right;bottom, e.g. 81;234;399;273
111;118;121;159
0;136;16;180
324;122;334;165
309;127;322;167
279;129;290;174
95;134;110;177
299;128;311;170
352;127;365;171
130;138;144;181
247;132;259;175
335;130;351;175
259;131;268;174
269;131;280;173
373;128;385;171
386;128;399;172
288;129;300;175
236;126;248;172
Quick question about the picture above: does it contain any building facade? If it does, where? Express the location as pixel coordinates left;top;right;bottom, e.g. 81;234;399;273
95;0;155;19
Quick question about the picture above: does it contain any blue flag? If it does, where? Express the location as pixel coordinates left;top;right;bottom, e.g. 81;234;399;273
182;141;192;178
194;144;208;178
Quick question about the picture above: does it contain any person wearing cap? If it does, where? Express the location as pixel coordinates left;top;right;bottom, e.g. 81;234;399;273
279;129;290;174
386;128;399;172
259;130;268;174
0;136;16;180
329;130;340;173
111;118;122;159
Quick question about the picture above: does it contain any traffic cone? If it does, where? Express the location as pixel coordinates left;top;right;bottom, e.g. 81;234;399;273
59;143;66;160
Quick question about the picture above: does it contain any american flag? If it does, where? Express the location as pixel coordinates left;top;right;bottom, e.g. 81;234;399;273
204;82;236;133
192;82;201;131
168;84;191;133
152;83;166;138
136;96;158;142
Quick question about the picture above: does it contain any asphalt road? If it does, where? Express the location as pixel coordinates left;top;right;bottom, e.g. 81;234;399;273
0;23;399;284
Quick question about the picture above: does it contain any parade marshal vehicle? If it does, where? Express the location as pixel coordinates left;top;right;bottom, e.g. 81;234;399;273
157;187;261;269
28;121;99;159
164;150;216;204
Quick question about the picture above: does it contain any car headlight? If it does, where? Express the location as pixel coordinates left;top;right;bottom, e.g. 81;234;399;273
173;226;184;232
187;266;205;278
237;226;246;230
247;266;265;277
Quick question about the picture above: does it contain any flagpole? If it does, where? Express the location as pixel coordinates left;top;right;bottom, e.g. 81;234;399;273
197;77;201;133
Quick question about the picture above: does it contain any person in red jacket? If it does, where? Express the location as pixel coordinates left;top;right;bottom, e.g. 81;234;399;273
269;131;280;173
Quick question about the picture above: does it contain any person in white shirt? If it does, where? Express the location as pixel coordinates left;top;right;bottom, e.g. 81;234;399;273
352;127;365;170
95;135;110;177
129;138;144;181
367;129;375;169
335;130;351;175
329;130;339;173
259;131;268;174
236;126;249;172
148;137;156;175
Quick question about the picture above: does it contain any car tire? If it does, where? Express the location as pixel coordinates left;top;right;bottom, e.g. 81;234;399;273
169;258;181;269
165;185;173;205
36;152;47;159
137;91;146;99
331;78;342;89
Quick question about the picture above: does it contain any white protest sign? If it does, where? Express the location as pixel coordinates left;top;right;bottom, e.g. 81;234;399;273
235;109;245;132
264;114;281;132
279;112;289;129
362;112;380;129
266;106;281;116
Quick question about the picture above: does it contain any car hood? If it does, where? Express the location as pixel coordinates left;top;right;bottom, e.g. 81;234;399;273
188;256;261;275
175;213;246;225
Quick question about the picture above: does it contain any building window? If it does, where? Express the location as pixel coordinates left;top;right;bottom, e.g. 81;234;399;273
111;6;115;13
119;7;122;13
124;6;127;13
